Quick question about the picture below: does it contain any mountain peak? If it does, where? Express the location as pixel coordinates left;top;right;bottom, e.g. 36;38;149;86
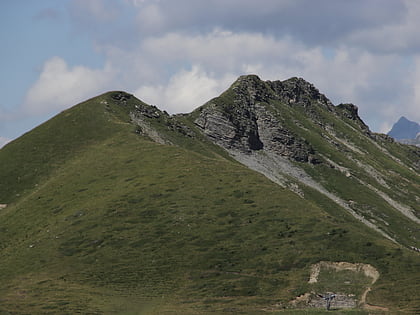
388;116;420;140
231;74;266;91
235;74;262;82
282;76;315;88
270;77;334;110
230;75;335;110
193;75;379;161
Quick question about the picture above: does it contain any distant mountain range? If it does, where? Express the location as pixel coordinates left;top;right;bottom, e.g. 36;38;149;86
388;116;420;146
0;75;419;313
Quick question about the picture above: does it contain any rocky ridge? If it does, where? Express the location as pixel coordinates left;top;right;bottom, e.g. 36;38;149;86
111;76;419;250
191;75;420;249
194;75;321;163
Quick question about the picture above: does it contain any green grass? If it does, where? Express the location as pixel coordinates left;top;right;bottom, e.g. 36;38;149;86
0;90;419;313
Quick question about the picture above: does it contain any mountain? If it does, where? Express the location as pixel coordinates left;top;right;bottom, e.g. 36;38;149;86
388;116;420;141
397;133;420;147
0;76;419;314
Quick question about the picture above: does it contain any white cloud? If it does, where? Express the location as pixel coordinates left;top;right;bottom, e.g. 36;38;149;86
124;0;405;50
135;66;235;113
140;30;296;74
23;57;113;115
21;26;420;135
379;121;393;134
348;0;420;53
99;29;416;131
4;0;420;146
136;3;165;33
407;56;420;124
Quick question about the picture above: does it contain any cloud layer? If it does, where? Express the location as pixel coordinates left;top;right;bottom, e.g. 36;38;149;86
16;0;420;136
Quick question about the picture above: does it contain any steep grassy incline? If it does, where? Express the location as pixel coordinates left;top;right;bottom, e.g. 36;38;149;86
1;128;418;313
0;91;140;204
273;99;420;247
0;86;419;313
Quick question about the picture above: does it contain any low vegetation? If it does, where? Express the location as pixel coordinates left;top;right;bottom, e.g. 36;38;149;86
0;82;418;313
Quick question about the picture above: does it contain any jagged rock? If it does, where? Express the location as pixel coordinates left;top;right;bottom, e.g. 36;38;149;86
194;75;319;162
133;103;164;119
195;104;264;152
269;77;334;109
372;133;395;143
337;103;370;133
231;74;274;104
165;118;196;137
337;103;359;120
111;91;132;103
194;106;243;149
254;104;315;162
130;101;196;140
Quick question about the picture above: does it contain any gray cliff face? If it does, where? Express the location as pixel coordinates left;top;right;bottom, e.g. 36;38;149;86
254;102;316;162
194;75;319;163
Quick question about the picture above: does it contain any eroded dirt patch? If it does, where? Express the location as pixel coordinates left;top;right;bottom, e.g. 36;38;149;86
290;261;386;310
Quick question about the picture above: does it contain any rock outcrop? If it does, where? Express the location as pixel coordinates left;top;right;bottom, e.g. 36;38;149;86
194;75;321;163
336;103;370;133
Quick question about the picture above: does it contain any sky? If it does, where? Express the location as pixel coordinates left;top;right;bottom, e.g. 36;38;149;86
1;0;420;148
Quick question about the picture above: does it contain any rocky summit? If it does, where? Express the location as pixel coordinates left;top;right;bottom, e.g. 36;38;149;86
388;116;420;147
0;75;419;314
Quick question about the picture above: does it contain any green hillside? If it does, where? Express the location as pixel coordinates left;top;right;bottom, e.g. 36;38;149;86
0;85;419;314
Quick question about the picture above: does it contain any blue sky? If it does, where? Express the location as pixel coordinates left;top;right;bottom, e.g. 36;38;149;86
1;0;420;147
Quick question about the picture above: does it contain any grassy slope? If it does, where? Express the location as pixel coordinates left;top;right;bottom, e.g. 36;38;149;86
0;92;136;204
267;99;420;248
192;82;419;248
0;93;419;313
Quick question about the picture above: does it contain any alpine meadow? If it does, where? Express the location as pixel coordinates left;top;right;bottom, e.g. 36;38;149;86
0;75;419;314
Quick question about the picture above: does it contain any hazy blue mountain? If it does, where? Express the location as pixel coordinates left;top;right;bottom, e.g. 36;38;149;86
388;116;420;140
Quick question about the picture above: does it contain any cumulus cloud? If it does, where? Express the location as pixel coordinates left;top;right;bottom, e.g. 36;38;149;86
23;27;413;132
113;29;413;131
128;0;406;47
135;66;235;113
23;57;113;115
407;56;420;124
136;3;166;33
15;0;420;140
